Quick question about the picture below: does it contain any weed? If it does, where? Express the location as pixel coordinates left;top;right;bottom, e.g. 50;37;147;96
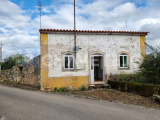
125;102;131;105
59;87;68;92
79;85;86;91
97;97;101;100
67;93;72;96
91;95;95;98
73;88;77;91
54;87;58;92
36;86;41;90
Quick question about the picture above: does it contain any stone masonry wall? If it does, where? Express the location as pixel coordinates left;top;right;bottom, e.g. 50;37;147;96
0;55;40;86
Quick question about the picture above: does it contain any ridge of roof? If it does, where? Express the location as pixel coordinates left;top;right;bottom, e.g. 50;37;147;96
39;29;149;34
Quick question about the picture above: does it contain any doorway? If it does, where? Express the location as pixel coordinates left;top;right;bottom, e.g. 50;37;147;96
90;54;104;83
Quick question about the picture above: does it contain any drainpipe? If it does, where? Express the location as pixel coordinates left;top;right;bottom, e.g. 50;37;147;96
74;0;76;71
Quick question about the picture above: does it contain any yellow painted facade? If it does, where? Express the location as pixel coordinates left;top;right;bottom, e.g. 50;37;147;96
140;36;146;59
40;33;147;91
40;33;89;91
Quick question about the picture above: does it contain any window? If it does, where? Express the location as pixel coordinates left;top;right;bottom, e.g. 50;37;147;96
120;53;128;68
64;55;74;69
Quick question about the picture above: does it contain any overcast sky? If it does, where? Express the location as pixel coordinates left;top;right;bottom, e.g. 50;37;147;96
0;0;160;60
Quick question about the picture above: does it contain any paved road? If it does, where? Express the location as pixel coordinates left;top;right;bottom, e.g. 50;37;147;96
0;84;159;120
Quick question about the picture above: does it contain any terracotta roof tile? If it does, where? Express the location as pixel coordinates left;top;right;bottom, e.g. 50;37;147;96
39;29;149;34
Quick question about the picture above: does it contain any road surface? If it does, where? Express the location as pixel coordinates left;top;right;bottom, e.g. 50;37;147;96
0;84;159;120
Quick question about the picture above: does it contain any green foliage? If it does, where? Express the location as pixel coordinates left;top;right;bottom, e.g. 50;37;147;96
1;54;23;70
117;73;145;83
118;44;160;84
139;43;160;84
53;87;58;92
118;74;137;82
108;80;160;97
73;88;77;91
79;85;86;91
58;87;68;92
36;86;41;90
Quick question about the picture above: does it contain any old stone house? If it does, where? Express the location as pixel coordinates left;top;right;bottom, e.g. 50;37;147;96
39;29;149;91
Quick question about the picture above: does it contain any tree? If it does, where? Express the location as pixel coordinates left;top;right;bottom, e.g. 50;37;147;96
1;54;23;70
139;43;160;84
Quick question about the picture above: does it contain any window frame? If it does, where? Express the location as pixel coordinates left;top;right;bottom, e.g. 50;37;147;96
119;54;128;68
64;55;74;70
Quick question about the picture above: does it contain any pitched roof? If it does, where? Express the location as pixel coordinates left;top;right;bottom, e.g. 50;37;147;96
39;29;149;35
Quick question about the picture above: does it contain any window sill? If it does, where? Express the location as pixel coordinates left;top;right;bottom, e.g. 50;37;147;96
119;67;130;70
62;69;76;72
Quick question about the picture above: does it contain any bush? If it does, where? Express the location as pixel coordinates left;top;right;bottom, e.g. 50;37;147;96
53;87;58;92
36;86;41;90
79;85;86;91
118;44;160;84
108;80;160;97
58;87;68;92
138;44;160;84
1;54;23;70
118;74;138;82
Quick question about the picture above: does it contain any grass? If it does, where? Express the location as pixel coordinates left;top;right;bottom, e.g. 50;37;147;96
79;85;86;91
0;80;15;86
59;87;68;92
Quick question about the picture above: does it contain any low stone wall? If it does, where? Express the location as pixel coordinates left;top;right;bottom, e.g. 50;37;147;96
0;55;40;86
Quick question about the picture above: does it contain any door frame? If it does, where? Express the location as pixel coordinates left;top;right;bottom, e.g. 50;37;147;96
90;54;104;83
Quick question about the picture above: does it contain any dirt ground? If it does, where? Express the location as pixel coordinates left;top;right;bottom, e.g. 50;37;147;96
55;88;160;110
0;80;40;91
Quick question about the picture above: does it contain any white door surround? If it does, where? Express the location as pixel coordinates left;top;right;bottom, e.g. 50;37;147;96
90;54;104;84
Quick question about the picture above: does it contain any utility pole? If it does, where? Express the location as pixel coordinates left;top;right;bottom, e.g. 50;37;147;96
74;0;76;70
39;0;41;49
39;0;42;29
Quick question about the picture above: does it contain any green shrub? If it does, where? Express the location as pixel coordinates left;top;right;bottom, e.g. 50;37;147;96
119;81;127;92
117;44;160;84
36;86;41;90
158;89;160;95
108;80;160;97
58;87;68;92
118;74;136;82
110;80;127;92
117;72;160;84
1;54;23;70
138;43;160;84
53;87;58;92
73;88;77;91
79;85;86;91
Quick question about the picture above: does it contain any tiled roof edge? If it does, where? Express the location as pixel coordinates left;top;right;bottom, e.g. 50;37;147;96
39;29;149;34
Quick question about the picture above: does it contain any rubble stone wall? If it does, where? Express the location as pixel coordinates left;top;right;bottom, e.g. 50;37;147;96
0;55;40;86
